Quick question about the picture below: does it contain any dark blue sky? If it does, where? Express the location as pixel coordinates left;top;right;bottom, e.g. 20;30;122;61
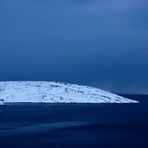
0;0;148;94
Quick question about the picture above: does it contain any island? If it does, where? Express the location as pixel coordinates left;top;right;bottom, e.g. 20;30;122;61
0;81;139;103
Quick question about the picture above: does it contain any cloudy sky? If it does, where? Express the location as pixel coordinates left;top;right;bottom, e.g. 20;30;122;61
0;0;148;94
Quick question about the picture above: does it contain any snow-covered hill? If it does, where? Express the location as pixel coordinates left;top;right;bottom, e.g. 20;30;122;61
0;81;138;103
0;99;5;105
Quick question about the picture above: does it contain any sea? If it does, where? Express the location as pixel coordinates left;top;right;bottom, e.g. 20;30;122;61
0;95;148;148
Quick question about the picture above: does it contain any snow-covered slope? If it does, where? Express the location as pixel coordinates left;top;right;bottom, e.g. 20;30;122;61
0;100;5;105
0;81;138;103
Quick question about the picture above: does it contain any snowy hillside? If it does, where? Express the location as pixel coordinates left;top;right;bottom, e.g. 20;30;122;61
0;99;5;105
0;81;138;103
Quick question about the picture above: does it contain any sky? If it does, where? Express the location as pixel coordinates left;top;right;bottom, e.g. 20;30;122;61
0;0;148;94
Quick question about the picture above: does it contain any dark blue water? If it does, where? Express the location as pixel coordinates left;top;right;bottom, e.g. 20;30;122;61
0;95;148;148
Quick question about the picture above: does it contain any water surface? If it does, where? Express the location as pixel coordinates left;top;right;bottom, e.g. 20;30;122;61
0;95;148;148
